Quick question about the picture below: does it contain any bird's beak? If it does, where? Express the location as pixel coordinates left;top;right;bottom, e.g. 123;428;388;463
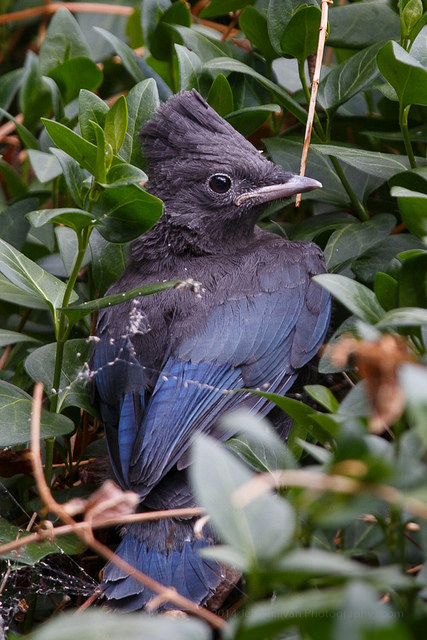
234;175;322;206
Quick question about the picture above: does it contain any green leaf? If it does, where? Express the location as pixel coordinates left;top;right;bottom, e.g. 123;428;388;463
391;187;427;240
0;68;25;111
206;74;234;117
171;24;234;62
0;238;77;312
19;51;52;130
410;24;427;67
0;198;35;249
150;0;192;61
267;0;318;55
50;148;87;208
120;79;160;167
27;150;62;183
374;272;399;311
375;307;427;328
175;44;202;91
38;7;91;75
94;27;144;83
87;229;127;296
327;2;400;49
94;184;162;243
324;214;396;271
78;89;109;145
0;517;85;565
280;5;322;60
352;234;424;283
401;0;424;40
26;208;95;232
191;435;296;567
0;274;48;309
319;43;383;113
0;329;38;348
293;212;355;242
377;40;427;108
239;6;277;61
304;385;339;413
0;160;27;198
312;145;420;180
0;107;38;150
389;166;427;192
313;273;386;324
47;57;103;104
42;118;97;174
200;0;255;17
204;58;308;124
29;610;210;640
398;253;427;307
104;164;147;187
104;96;128;155
61;280;178;324
91;120;110;183
25;339;93;413
227;104;281;137
0;380;73;447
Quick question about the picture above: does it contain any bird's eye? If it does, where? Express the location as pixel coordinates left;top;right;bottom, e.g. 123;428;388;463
209;174;232;194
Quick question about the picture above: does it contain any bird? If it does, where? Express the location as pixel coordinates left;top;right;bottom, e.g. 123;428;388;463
90;89;331;612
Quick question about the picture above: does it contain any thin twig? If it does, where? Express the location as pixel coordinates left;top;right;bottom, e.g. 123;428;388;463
0;3;133;25
26;383;225;628
295;0;332;207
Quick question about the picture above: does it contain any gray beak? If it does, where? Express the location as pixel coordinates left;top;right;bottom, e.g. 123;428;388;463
234;175;322;206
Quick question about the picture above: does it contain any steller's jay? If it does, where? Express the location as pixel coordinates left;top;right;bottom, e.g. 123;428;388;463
91;90;331;611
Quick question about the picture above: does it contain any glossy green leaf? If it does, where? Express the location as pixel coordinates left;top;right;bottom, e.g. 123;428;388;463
0;380;73;447
171;24;234;62
280;5;321;60
227;104;281;137
175;44;202;91
400;0;424;40
104;96;128;155
352;234;424;283
0;329;38;348
0;107;38;150
398;253;427;307
376;307;427;328
27;208;95;232
104;163;147;187
0;198;35;249
319;43;383;112
206;74;234;117
389;166;427;192
0;238;77;311
239;6;277;61
204;58;308;123
312;145;419;180
200;0;254;17
0;68;25;111
324;214;396;270
410;24;427;67
0;160;27;198
377;40;427;108
61;280;178;324
50;148;87;208
0;517;85;565
38;7;91;75
19;52;52;130
29;610;210;640
328;2;400;49
47;58;103;104
374;272;399;311
304;385;339;413
91;120;109;183
391;186;427;239
120;79;160;167
94;184;162;243
293;212;355;242
78;89;109;145
0;274;48;309
267;0;318;55
94;27;144;82
27;150;62;183
313;273;385;323
87;229;127;296
42;118;97;174
191;435;296;566
25;339;93;413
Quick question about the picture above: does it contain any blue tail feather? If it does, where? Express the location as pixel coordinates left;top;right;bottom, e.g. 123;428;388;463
102;532;221;611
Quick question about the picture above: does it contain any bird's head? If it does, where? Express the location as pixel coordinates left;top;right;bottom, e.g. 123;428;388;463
140;90;321;243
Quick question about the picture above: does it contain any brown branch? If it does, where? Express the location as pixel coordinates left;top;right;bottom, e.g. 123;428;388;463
0;3;133;25
295;0;332;207
25;383;225;628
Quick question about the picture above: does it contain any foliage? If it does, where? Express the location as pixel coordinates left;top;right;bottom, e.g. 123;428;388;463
0;0;426;638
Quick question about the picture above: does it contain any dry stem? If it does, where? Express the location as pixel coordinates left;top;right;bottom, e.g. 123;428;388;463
295;0;332;207
0;3;133;25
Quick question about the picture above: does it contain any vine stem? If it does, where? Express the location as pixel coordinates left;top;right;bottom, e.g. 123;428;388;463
330;156;369;221
400;103;417;169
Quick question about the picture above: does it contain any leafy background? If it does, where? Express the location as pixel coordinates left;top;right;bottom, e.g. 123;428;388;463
0;0;426;638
